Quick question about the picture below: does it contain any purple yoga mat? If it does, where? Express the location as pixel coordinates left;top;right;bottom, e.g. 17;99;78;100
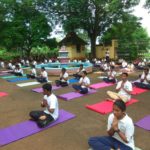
0;109;75;147
0;72;10;76
57;89;97;101
89;82;114;89
32;86;61;93
135;115;150;131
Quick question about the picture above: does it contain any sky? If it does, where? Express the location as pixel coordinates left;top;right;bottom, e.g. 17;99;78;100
133;0;150;36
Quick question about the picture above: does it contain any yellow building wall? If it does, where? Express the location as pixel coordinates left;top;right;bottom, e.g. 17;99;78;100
96;40;118;59
66;45;86;60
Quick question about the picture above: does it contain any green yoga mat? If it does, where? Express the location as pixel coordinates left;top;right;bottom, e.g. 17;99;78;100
1;74;26;79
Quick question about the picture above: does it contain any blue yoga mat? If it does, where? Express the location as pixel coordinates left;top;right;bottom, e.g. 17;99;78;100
7;77;29;82
69;78;79;84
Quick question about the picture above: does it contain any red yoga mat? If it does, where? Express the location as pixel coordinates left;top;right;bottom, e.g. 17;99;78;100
131;87;148;95
86;99;138;115
0;92;8;97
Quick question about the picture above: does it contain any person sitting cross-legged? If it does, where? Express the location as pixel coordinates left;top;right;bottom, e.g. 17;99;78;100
88;100;135;150
72;71;90;94
26;65;37;79
13;64;23;76
36;67;48;83
73;64;85;80
134;67;150;89
55;68;69;87
107;73;132;103
29;83;59;128
103;66;117;83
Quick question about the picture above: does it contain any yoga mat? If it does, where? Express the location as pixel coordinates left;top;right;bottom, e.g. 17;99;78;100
1;75;17;79
90;82;114;89
0;92;8;97
69;78;79;84
32;85;61;93
0;72;10;76
97;76;107;79
57;89;97;101
86;99;138;114
135;115;150;131
7;77;29;82
132;87;148;95
0;109;75;147
17;81;40;87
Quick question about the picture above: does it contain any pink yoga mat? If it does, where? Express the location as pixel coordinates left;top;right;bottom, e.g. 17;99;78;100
132;87;148;95
32;86;61;93
0;92;8;97
57;89;97;101
86;99;138;114
90;82;114;89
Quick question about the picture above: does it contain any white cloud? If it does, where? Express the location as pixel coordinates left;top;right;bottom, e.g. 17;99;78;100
133;0;150;36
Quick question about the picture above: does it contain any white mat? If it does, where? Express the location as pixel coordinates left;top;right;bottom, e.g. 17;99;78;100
17;81;52;87
97;76;107;79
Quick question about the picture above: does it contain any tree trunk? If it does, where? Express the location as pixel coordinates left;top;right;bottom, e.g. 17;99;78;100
90;35;97;59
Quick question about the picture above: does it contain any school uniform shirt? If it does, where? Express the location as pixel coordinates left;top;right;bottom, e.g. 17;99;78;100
60;72;69;83
107;70;116;80
79;76;90;88
141;73;150;84
14;68;23;74
122;61;127;68
43;94;59;120
116;80;132;100
77;68;85;74
41;70;48;81
107;113;135;149
31;68;37;76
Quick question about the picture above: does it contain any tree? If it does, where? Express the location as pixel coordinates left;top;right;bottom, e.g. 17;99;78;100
37;0;140;58
0;0;52;56
101;13;150;59
144;0;150;12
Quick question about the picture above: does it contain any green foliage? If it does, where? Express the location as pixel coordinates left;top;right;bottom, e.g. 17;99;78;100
37;0;140;58
0;0;52;57
31;46;58;60
101;14;150;60
0;48;21;61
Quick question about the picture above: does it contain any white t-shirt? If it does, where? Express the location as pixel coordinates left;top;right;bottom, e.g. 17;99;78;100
14;68;23;74
41;70;48;81
77;68;85;74
107;113;135;149
141;73;150;84
79;76;90;88
107;70;116;79
116;80;132;100
122;61;127;68
31;68;37;76
60;72;69;82
43;94;59;120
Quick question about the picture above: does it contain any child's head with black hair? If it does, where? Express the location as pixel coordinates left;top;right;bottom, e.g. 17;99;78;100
121;72;128;82
41;67;45;71
61;68;66;73
113;100;126;119
42;83;52;95
81;70;87;77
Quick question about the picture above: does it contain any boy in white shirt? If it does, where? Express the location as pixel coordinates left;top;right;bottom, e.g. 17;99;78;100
13;64;23;76
55;68;69;87
107;73;132;102
26;65;37;79
103;66;116;83
88;100;135;150
73;64;85;79
134;67;150;89
29;83;59;128
36;67;48;83
72;71;90;94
